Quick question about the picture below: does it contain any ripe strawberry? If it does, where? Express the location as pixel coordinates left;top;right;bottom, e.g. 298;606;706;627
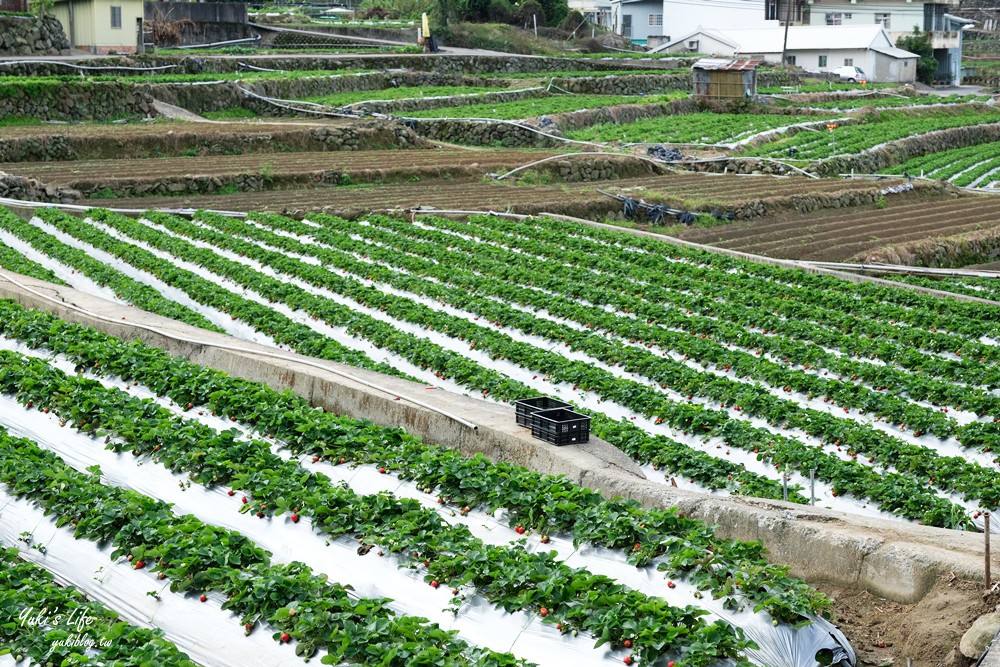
256;512;264;518
280;633;290;643
624;657;633;665
339;458;346;464
242;497;248;504
228;490;235;496
290;513;300;523
26;401;32;408
245;623;252;631
378;467;386;474
540;607;548;617
186;403;193;410
540;536;550;544
668;662;675;667
624;639;632;648
134;560;145;569
312;456;320;463
667;581;676;589
199;594;207;603
515;526;525;534
430;580;439;588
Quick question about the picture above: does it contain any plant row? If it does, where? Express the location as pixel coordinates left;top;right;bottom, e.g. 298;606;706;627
110;209;985;523
30;207;394;376
746;108;1000;159
0;350;759;665
0;223;67;286
0;209;223;333
0;297;832;624
0;546;198;667
0;425;532;666
403;93;684;120
564;112;823;146
278;210;1000;422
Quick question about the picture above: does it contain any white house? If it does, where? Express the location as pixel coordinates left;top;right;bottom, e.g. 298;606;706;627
609;0;664;43
654;24;919;82
653;0;970;84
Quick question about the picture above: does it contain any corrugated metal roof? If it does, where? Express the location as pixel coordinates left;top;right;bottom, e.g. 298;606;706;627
692;58;760;71
871;45;920;59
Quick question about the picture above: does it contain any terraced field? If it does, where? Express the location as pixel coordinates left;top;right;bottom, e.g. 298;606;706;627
676;191;1000;261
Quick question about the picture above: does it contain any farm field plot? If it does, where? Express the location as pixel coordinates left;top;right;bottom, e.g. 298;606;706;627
887;273;1000;302
79;172;904;216
3;205;1000;538
742;108;1000;160
0;298;851;667
400;93;687;119
675;192;1000;261
564;112;830;146
881;141;1000;188
2;149;561;192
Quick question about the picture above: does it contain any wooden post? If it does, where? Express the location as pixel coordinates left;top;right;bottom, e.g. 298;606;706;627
987;512;992;592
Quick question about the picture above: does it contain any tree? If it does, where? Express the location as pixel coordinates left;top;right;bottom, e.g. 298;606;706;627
896;28;938;84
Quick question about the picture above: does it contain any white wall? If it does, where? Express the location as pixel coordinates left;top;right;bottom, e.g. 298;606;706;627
807;1;925;38
663;0;776;43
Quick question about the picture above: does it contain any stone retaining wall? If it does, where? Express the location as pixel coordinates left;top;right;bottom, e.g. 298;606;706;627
0;15;69;56
856;224;1000;266
0;171;79;203
0;124;418;162
0;81;155;122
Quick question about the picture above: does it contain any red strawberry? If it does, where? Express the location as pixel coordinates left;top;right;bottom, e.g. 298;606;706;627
312;456;320;463
624;639;632;648
199;594;207;602
280;632;290;643
290;513;300;523
256;512;264;518
241;497;248;504
134;560;145;569
228;490;235;496
540;607;548;617
245;623;252;631
430;580;439;588
624;657;633;665
515;526;525;534
667;581;676;589
339;458;346;464
378;467;386;474
540;536;550;544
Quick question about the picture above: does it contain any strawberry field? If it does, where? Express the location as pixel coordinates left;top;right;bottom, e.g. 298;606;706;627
0;296;858;667
1;205;998;536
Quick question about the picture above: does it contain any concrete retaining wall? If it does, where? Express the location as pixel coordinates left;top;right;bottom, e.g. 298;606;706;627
0;268;987;604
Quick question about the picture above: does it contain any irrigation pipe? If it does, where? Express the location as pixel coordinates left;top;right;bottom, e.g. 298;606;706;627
235;86;361;118
173;36;262;50
490;151;675;181
248;22;412;47
0;196;250;218
0;59;182;71
0;267;479;431
685;156;819;179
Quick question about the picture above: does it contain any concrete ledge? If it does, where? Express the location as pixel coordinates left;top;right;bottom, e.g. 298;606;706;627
0;270;990;604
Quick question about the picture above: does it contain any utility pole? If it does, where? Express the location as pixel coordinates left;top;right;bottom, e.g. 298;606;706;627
780;0;793;65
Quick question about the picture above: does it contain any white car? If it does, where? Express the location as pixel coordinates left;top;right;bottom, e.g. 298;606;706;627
830;65;869;83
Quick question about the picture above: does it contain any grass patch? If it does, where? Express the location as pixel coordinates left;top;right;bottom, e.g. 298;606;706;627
202;107;259;120
305;85;510;107
0;115;44;127
405;92;686;120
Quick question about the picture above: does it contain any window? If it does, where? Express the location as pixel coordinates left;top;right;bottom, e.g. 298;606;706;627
765;0;778;20
844;58;853;66
874;12;890;29
110;5;121;28
825;12;842;25
786;55;796;65
648;13;662;26
818;55;827;67
844;13;851;18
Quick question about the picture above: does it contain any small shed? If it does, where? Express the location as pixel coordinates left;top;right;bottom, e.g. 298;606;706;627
691;58;760;100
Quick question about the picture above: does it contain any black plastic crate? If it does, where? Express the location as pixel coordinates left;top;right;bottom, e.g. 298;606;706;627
514;396;571;427
530;408;590;446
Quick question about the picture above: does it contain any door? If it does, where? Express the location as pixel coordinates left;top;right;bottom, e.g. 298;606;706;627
622;14;632;39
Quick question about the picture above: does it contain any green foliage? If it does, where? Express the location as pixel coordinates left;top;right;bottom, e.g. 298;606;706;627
405;91;684;119
896;28;938;84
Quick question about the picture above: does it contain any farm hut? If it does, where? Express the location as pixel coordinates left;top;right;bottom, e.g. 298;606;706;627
52;0;143;53
691;58;759;100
